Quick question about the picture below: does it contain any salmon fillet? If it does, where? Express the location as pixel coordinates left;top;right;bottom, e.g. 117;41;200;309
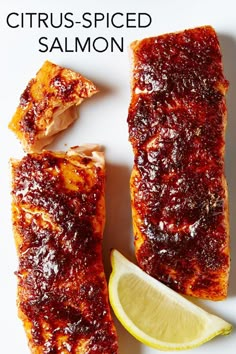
11;146;118;354
8;61;98;152
128;26;230;300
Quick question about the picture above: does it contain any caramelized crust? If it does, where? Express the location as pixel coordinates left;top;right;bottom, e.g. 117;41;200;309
128;26;230;300
8;61;98;152
11;146;118;354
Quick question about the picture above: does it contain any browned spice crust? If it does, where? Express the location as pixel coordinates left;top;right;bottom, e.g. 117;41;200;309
128;26;230;300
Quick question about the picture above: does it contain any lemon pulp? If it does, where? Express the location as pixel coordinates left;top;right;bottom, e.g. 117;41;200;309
119;273;205;343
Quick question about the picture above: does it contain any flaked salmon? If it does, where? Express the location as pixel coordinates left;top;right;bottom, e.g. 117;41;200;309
9;61;98;152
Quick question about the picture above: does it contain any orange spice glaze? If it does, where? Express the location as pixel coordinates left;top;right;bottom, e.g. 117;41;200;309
128;26;230;300
11;150;118;353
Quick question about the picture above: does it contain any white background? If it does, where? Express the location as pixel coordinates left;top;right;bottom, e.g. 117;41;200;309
0;0;235;353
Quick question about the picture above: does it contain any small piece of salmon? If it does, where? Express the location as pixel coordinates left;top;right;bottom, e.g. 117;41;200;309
9;61;98;152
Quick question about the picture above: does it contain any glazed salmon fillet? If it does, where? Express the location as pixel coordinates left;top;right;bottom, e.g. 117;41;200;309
8;61;98;152
128;26;230;300
11;146;118;354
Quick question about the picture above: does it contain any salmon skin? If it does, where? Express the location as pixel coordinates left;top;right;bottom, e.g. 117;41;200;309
128;26;230;300
11;146;118;354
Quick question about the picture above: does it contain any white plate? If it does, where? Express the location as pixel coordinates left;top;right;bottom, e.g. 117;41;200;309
0;0;235;353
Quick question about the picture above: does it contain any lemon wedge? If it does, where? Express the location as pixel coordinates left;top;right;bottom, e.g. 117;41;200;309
109;249;232;350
